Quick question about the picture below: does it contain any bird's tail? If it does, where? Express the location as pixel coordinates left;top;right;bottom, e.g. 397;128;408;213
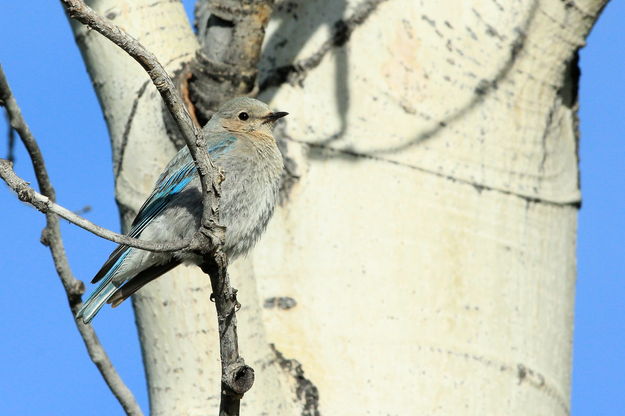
76;278;118;324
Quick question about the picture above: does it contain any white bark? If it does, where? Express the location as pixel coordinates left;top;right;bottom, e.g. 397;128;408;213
68;0;608;414
251;0;604;414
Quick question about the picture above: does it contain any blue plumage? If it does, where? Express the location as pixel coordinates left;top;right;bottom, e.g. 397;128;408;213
76;98;287;323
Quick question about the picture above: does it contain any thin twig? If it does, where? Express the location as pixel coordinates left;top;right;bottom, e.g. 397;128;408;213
0;160;189;253
5;111;15;162
0;65;143;416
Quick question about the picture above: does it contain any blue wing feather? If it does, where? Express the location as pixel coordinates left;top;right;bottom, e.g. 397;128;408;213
131;135;237;231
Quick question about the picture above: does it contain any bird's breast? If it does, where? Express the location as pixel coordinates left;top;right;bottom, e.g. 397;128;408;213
218;145;282;259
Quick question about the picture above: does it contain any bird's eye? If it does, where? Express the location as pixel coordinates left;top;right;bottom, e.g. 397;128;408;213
238;112;249;121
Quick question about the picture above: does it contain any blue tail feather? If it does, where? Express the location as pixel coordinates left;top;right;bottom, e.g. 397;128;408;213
78;250;130;323
76;277;119;324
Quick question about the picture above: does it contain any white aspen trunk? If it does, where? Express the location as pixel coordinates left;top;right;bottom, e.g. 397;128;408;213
252;0;606;414
69;0;607;414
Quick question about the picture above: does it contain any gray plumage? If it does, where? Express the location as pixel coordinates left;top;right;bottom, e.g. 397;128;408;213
76;97;286;323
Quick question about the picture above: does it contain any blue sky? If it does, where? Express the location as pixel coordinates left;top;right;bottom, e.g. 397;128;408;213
0;1;622;415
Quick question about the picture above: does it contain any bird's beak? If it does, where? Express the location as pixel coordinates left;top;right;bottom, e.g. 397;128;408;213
262;111;289;124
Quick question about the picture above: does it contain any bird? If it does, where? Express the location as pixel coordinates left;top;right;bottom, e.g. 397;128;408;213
76;97;287;324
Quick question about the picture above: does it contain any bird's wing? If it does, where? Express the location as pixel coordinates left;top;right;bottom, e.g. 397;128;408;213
90;159;195;284
130;135;238;234
91;135;238;284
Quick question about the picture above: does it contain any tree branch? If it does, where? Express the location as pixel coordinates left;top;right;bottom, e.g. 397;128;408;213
201;255;255;416
0;65;143;416
59;1;258;414
4;111;15;163
0;159;190;253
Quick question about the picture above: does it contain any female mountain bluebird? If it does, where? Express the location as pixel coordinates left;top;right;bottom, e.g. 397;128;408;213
76;97;287;323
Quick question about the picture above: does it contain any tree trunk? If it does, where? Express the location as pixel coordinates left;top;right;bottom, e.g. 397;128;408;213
69;0;608;414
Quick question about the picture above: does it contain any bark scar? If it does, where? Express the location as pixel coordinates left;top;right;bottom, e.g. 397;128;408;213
270;344;320;416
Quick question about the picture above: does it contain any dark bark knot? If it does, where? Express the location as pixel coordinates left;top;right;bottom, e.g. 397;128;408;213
223;362;255;396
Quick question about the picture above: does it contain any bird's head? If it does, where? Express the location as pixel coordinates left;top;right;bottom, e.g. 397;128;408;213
209;97;288;137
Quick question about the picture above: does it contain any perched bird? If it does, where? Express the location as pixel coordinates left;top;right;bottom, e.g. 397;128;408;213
76;97;287;324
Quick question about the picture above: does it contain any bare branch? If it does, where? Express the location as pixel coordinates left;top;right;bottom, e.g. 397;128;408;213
75;322;143;416
0;65;143;416
0;159;189;252
4;111;15;163
201;254;255;416
0;69;54;199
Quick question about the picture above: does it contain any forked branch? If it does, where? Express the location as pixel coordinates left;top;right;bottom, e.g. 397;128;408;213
0;160;189;252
